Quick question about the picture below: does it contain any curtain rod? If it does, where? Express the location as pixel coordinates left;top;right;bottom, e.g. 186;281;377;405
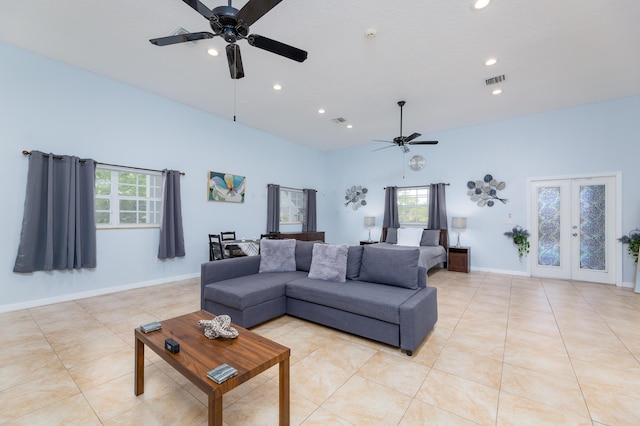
384;183;450;190
267;184;316;192
22;150;185;176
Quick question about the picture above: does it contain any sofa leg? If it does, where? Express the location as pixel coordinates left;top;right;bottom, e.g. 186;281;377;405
405;350;413;356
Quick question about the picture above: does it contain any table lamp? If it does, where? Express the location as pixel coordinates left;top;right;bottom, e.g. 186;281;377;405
452;217;467;247
364;216;376;242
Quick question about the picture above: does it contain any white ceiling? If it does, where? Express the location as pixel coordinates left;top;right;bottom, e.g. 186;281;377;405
2;0;639;151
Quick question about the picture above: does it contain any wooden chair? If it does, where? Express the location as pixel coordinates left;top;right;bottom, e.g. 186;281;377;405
208;234;224;261
220;231;246;257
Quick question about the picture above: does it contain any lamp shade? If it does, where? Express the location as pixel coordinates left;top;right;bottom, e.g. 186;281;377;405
452;217;467;229
364;216;376;227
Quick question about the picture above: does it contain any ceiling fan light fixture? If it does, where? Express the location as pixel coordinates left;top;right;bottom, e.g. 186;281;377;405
472;0;491;10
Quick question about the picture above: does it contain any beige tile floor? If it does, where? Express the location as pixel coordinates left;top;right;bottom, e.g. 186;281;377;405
2;269;640;425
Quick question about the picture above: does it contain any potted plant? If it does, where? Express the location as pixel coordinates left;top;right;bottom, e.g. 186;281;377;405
618;229;640;263
504;225;530;260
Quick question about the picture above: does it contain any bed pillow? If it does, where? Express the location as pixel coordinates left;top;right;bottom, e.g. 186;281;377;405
308;243;349;282
420;229;441;246
295;240;323;272
385;227;398;244
346;245;364;280
259;239;297;273
358;245;420;289
396;227;424;247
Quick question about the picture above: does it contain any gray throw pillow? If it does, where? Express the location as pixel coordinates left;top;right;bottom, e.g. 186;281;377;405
308;243;349;282
259;239;297;273
385;227;398;244
420;229;441;246
358;245;420;289
346;245;364;280
296;240;323;272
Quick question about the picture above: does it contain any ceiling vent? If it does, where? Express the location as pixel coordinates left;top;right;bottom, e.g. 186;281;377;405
331;117;347;124
485;74;506;86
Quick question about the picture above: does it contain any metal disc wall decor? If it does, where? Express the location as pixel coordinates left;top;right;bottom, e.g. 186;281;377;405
467;174;508;207
345;185;368;210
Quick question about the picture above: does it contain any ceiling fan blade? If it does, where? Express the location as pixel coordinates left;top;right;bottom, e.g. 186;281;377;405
408;140;439;145
226;44;245;79
404;132;421;143
182;0;214;19
248;34;308;62
149;31;214;46
237;0;282;27
372;139;394;143
372;145;398;152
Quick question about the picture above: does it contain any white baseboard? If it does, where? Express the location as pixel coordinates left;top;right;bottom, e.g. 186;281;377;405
0;272;200;314
619;281;635;289
470;266;530;277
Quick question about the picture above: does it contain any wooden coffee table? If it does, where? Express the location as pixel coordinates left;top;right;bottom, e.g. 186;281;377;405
134;310;290;426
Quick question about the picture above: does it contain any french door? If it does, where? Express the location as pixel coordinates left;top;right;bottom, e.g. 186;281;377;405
529;175;617;284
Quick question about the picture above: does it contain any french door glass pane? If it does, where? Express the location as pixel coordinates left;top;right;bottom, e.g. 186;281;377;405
579;184;606;270
537;187;561;267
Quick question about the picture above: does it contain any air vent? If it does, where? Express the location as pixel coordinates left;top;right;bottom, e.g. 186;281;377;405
485;74;506;85
331;117;347;124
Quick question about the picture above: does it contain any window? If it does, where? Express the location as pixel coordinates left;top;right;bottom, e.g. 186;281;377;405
95;166;163;228
280;188;303;224
398;187;430;225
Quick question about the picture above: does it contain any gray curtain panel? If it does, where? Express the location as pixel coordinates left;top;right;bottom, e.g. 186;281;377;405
14;151;97;273
302;188;317;232
267;184;280;233
382;186;400;228
158;170;185;259
428;183;448;231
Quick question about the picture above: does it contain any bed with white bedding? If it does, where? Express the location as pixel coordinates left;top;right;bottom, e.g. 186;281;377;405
379;227;449;271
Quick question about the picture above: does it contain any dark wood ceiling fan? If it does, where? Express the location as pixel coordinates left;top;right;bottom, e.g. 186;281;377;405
373;101;439;153
149;0;308;79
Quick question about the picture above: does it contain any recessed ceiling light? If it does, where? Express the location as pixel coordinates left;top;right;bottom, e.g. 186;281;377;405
207;48;219;57
347;124;353;129
492;88;503;95
485;58;498;66
472;0;491;10
273;84;282;90
318;108;326;114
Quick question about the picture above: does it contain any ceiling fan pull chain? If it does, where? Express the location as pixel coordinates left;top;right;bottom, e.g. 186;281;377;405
233;78;237;122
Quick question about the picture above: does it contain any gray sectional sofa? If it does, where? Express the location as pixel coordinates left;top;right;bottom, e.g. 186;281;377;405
200;240;438;355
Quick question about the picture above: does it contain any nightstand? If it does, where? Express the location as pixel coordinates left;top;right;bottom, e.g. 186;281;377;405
360;241;378;245
448;246;470;273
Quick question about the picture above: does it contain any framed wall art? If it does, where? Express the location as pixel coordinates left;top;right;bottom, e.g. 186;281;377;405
208;171;246;203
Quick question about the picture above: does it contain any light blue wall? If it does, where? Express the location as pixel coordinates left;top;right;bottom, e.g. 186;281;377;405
323;95;640;283
2;41;639;310
0;42;326;310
